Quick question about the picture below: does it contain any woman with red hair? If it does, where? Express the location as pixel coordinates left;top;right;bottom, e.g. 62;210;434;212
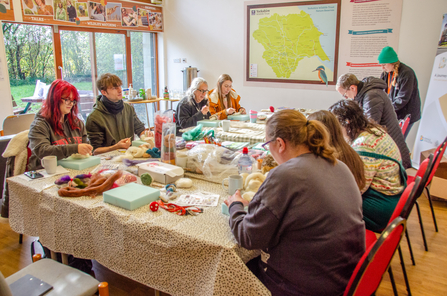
28;79;93;171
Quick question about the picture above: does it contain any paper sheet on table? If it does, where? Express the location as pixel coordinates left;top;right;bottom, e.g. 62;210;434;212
17;166;70;181
175;192;220;207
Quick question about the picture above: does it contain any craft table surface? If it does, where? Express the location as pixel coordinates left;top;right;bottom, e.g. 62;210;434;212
7;152;269;296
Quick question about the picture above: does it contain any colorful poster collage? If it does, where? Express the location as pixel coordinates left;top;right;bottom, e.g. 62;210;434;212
18;0;162;31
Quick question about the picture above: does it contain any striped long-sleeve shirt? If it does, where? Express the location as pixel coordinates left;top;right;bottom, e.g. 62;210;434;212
352;128;404;195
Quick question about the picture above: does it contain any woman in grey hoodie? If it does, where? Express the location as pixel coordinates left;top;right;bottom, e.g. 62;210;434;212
28;79;92;171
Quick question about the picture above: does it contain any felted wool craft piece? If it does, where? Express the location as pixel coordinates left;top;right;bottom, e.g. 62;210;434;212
127;146;145;158
58;170;123;197
141;173;153;186
139;142;154;150
147;147;161;158
240;173;249;189
182;124;204;141
113;154;134;162
244;172;266;193
261;154;278;174
175;178;193;188
71;153;90;159
242;191;255;202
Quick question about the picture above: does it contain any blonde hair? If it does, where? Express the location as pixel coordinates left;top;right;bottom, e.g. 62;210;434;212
266;110;336;164
217;74;233;109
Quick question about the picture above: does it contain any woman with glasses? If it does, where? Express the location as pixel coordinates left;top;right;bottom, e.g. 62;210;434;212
28;79;93;171
329;100;407;233
225;110;365;296
207;74;246;120
175;77;211;135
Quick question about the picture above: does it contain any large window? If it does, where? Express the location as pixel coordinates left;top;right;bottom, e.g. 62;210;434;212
2;22;158;125
2;23;54;113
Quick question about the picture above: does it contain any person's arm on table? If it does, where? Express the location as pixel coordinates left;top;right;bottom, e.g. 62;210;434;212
93;138;131;155
177;104;207;128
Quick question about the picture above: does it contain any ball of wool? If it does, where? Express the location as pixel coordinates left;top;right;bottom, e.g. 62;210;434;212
140;173;153;186
175;178;193;188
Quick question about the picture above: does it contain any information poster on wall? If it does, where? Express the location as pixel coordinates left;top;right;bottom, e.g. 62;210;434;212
412;14;447;167
337;0;402;79
246;0;341;86
18;0;163;32
0;0;15;21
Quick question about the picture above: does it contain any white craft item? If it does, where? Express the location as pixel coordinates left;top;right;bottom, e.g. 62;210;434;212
240;173;249;189
71;153;90;159
175;178;193;188
242;192;255;202
244;173;266;190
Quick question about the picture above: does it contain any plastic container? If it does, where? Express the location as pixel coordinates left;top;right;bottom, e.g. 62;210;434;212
237;147;254;174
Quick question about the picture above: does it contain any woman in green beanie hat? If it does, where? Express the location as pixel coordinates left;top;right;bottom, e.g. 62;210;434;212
378;46;421;139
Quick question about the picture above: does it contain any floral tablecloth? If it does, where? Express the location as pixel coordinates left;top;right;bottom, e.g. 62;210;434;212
8;154;270;296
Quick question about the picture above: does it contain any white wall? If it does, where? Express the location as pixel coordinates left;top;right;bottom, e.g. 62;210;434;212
162;0;447;152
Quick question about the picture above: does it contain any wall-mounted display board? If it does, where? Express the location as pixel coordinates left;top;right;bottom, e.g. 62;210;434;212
0;0;16;21
337;0;402;79
246;0;341;86
0;0;163;32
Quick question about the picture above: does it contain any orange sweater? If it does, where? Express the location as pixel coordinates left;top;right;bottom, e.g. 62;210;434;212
207;89;243;120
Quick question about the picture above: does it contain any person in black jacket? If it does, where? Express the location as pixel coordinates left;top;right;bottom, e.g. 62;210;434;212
175;77;211;136
67;0;77;22
378;46;421;139
336;73;411;169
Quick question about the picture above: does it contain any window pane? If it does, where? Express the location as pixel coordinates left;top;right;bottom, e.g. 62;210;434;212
2;23;54;114
131;31;157;127
60;30;94;121
95;32;127;87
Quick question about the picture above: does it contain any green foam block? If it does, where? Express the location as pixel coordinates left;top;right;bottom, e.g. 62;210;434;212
132;140;147;147
57;156;101;170
227;114;249;121
221;203;248;216
197;120;222;127
103;183;160;211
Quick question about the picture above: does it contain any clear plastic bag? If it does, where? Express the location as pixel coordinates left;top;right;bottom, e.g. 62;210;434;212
185;144;241;182
161;122;176;165
154;110;174;148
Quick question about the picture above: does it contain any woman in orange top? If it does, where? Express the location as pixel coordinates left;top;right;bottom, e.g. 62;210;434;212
207;74;246;120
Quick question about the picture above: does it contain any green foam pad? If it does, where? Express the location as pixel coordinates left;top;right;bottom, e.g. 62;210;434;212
227;114;249;121
57;156;101;170
132;140;147;147
197;120;222;127
103;183;160;211
221;203;248;216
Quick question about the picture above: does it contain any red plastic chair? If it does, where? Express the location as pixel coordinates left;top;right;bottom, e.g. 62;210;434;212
365;178;421;296
399;114;411;135
407;136;447;234
344;217;407;296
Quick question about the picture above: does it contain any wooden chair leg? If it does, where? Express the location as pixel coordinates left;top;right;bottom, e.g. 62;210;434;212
415;201;428;251
388;266;398;296
398;246;412;296
405;229;415;266
425;187;438;232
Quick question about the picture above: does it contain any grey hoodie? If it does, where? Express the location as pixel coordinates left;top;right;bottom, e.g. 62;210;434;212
86;95;145;150
355;77;412;169
28;111;87;171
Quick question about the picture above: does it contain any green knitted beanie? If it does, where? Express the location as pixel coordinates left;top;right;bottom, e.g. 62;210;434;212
378;46;399;64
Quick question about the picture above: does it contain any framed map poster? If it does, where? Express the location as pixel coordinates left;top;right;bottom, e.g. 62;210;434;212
246;0;341;86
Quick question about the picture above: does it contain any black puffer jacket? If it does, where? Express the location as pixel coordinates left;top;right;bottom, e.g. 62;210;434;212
380;63;421;124
355;77;412;169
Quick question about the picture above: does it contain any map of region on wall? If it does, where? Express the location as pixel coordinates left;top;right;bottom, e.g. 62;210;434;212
247;1;340;86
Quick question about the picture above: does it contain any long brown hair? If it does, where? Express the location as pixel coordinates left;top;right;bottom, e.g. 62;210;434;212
266;109;336;164
329;100;385;143
308;110;366;190
217;74;233;109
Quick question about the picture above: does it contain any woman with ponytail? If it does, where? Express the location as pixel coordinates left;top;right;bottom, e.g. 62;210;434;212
225;109;365;296
28;79;93;171
378;46;421;138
